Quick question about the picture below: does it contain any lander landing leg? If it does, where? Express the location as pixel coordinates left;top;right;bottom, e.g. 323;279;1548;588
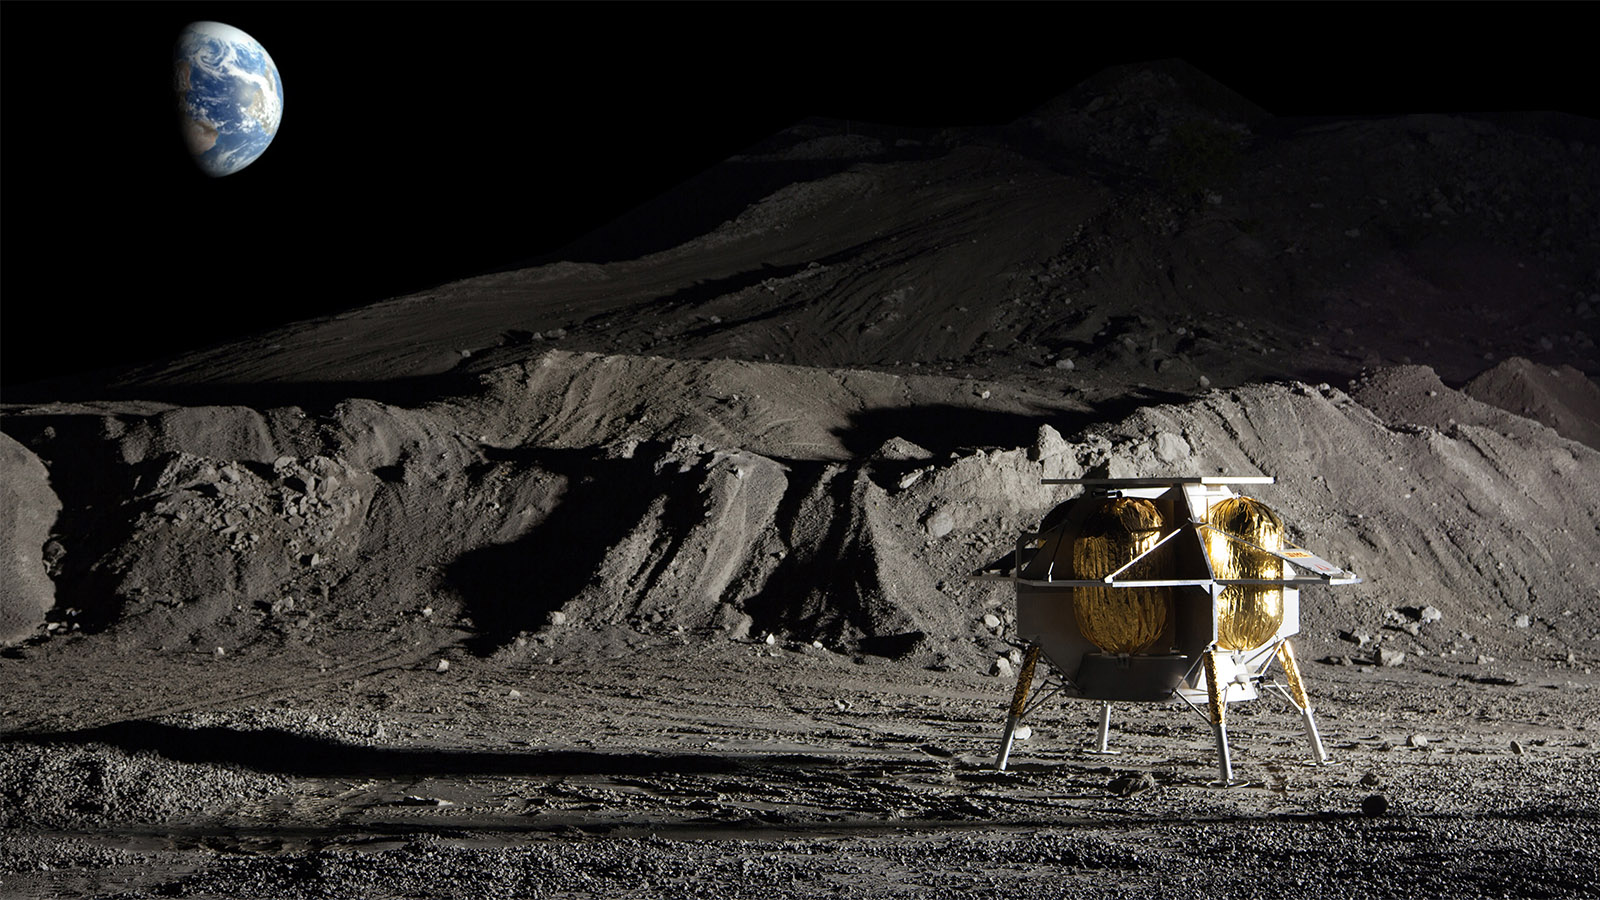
1276;640;1329;765
1204;649;1237;787
995;643;1041;772
1084;701;1120;755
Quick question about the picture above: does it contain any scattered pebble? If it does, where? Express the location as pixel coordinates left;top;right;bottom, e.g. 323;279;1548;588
1361;794;1390;817
1407;734;1429;749
1108;772;1157;797
1420;605;1443;623
435;659;450;673
548;611;568;627
925;509;956;539
982;614;1002;630
1378;648;1407;667
992;657;1014;678
1510;740;1525;756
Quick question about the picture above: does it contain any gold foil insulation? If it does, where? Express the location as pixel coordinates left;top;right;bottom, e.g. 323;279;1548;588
1008;644;1041;718
1071;498;1171;654
1277;640;1311;711
1206;496;1287;650
1203;650;1227;726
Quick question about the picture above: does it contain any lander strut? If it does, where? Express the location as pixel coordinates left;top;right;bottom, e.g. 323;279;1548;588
977;476;1361;786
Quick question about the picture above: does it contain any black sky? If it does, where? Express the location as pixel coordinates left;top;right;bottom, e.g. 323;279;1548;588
2;2;1592;388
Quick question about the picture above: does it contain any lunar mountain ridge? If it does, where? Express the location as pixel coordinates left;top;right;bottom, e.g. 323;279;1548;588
4;59;1598;665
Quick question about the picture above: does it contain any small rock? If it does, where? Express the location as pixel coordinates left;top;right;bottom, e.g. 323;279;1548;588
435;659;450;673
925;508;956;539
397;796;454;807
1513;614;1531;629
765;633;777;646
1475;654;1496;665
1197;375;1211;388
1361;794;1390;817
508;689;522;699
1007;647;1025;667
992;657;1014;678
1510;740;1525;756
982;614;1002;630
1407;734;1429;749
1154;431;1190;464
1360;772;1381;787
1419;605;1443;624
1377;648;1407;667
1340;630;1372;647
1054;358;1075;370
548;611;568;627
722;612;755;642
213;646;226;657
979;390;992;400
1030;424;1068;462
1107;772;1156;797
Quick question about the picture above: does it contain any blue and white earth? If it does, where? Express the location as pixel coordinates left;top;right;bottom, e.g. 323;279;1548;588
173;21;283;177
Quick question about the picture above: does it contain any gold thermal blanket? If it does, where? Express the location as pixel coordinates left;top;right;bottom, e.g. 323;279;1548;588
1206;496;1287;650
1071;498;1171;654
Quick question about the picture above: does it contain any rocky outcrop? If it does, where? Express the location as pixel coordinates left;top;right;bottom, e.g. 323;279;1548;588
1;432;61;643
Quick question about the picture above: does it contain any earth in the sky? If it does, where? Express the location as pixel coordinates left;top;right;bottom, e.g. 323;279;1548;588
173;21;283;177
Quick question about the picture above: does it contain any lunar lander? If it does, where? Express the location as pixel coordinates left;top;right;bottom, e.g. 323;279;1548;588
979;476;1360;786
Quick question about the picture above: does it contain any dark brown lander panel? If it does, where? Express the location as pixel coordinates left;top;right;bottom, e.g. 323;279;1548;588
975;476;1361;786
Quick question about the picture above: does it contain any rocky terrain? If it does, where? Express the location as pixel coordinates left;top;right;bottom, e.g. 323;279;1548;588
3;60;1598;898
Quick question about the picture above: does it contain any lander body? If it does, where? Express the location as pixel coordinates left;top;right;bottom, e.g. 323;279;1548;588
980;476;1361;786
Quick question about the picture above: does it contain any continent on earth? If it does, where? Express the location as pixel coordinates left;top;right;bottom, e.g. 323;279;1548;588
172;21;282;177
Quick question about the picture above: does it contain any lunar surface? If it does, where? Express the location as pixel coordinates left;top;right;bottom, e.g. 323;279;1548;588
4;60;1599;898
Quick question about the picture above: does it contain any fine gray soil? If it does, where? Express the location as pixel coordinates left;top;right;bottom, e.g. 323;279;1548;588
3;60;1599;898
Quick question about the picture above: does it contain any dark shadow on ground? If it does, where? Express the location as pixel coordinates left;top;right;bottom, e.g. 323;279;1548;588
832;387;1198;460
442;446;676;655
2;722;865;779
834;404;1059;459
